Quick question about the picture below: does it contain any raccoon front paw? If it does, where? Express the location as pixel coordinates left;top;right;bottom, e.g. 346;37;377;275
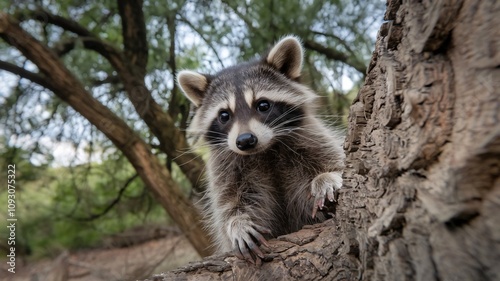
227;217;271;265
310;171;343;218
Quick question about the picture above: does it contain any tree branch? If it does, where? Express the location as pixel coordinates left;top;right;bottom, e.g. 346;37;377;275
303;39;366;75
111;4;206;193
166;12;180;119
0;60;55;90
310;30;357;58
143;219;357;280
117;0;148;75
178;15;225;67
51;38;77;57
71;174;139;221
91;75;121;87
17;8;129;74
16;9;93;37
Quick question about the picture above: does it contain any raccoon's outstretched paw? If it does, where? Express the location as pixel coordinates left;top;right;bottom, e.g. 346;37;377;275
229;220;271;265
310;171;343;218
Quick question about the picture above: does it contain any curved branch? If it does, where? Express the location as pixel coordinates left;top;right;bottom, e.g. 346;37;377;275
303;39;366;75
16;9;93;37
17;8;129;74
71;174;139;222
178;15;225;67
0;60;55;90
310;30;357;58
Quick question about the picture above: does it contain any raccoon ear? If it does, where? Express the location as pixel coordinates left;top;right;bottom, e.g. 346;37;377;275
266;36;303;80
177;71;209;107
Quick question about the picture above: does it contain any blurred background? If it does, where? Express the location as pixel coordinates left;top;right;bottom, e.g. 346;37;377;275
0;0;384;280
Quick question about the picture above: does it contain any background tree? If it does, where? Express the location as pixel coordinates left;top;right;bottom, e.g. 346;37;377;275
0;0;383;259
142;0;500;279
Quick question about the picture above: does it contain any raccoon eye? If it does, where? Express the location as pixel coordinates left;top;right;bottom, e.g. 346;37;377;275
256;100;271;112
218;111;230;123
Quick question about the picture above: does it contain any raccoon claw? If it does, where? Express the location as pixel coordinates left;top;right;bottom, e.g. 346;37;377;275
253;225;272;237
311;198;324;219
231;224;270;264
310;172;343;218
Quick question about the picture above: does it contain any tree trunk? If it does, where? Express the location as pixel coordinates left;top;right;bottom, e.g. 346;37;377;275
144;0;500;280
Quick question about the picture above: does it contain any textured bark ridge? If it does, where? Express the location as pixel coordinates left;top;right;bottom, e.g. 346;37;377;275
145;0;499;280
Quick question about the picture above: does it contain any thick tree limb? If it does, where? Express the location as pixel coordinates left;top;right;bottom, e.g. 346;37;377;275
0;12;212;257
113;1;206;192
117;0;149;75
144;219;359;281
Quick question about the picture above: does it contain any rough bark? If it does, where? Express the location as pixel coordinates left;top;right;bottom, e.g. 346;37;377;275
144;0;499;280
0;12;212;257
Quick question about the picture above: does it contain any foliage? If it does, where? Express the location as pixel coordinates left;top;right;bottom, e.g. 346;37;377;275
0;141;169;258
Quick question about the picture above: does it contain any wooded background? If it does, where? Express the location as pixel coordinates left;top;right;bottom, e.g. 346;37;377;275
143;0;500;280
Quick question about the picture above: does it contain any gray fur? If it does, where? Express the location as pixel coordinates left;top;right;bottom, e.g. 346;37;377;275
178;36;345;259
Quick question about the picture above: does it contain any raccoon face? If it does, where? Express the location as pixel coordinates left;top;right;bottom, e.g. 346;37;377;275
178;36;318;155
206;84;306;155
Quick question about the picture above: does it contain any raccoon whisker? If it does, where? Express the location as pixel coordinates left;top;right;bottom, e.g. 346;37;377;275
175;137;227;156
174;153;206;167
269;117;305;132
274;115;308;127
210;155;240;180
275;122;333;135
291;129;334;144
271;116;310;131
268;103;307;128
274;128;326;146
291;125;342;137
267;101;305;126
176;142;213;153
274;138;303;157
189;130;229;138
314;113;348;118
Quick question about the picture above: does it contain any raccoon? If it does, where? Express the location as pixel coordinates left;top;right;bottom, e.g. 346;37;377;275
177;36;345;263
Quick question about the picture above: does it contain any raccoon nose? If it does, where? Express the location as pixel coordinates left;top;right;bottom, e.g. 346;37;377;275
236;133;258;151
